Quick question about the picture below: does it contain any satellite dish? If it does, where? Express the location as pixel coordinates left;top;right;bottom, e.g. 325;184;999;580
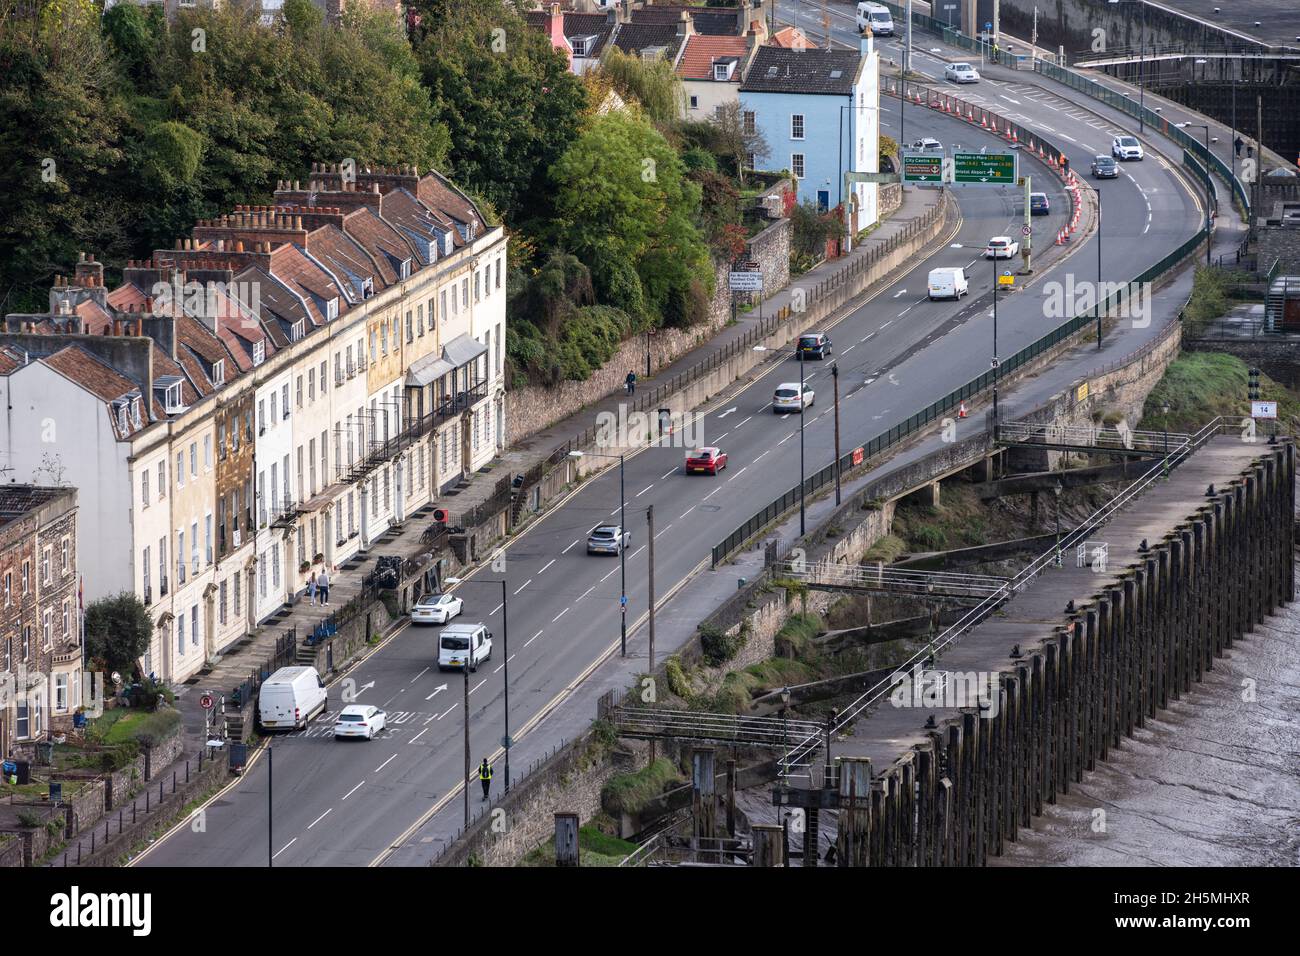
111;671;123;686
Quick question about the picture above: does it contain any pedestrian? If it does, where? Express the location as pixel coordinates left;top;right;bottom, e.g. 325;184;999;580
307;572;317;606
478;757;493;801
1234;135;1244;157
317;568;330;606
625;370;636;396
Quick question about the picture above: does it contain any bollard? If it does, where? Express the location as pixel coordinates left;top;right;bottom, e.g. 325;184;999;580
691;748;717;858
751;824;784;867
836;757;872;867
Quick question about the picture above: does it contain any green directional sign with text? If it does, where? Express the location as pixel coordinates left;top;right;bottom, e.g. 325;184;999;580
952;151;1017;185
901;152;944;183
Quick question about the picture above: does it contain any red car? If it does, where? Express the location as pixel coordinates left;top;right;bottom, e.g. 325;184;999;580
685;446;727;475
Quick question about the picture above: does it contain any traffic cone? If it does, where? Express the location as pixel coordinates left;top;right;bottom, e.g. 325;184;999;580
958;400;969;419
1055;228;1066;245
1011;130;1018;144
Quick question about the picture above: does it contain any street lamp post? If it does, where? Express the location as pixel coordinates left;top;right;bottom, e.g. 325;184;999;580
799;349;807;535
1161;402;1170;457
569;450;628;656
443;576;511;793
1053;481;1063;568
1096;189;1103;349
831;362;842;506
1178;122;1214;265
991;256;1000;432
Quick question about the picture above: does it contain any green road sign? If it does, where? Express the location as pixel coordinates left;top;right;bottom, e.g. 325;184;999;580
952;151;1017;185
901;152;944;183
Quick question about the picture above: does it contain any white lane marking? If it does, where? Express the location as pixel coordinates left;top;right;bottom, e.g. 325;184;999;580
778;432;794;445
539;559;556;574
660;468;677;479
492;654;517;675
552;607;570;623
374;754;397;773
273;839;298;859
716;431;730;441
842;344;856;353
342;781;365;800
863;332;876;340
738;415;753;428
703;487;722;500
578;584;596;601
654;523;673;539
1000;95;1020;104
491;603;503;615
967;259;979;268
635;484;654;497
880;320;892;328
409;667;429;684
679;506;696;519
437;704;457;720
514;579;532;595
468;679;486;697
898;307;912;316
561;539;579;554
408;727;429;745
1060;133;1077;143
628;545;646;560
601;566;619;582
727;466;749;482
523;629;544;648
308;809;333;830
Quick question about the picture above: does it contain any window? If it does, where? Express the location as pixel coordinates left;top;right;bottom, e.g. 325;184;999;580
41;547;50;585
259;552;267;598
791;153;805;178
282;383;290;419
205;513;213;565
191;520;199;574
159;538;167;595
308;367;316;402
495;260;502;289
462;278;469;310
158;461;166;500
177;613;185;656
55;673;69;713
296;375;304;409
381;325;388;355
271;545;280;589
190;442;197;477
4;571;11;606
191;604;199;648
319;361;327;393
61;537;69;573
233;572;241;617
282;453;290;506
21;623;30;660
571;36;588;57
252;340;265;365
61;599;70;638
791;114;805;140
212;360;224;387
204;435;212;470
417;304;424;336
142;468;150;508
176;452;185;489
218;421;227;461
743;110;756;135
42;608;52;648
297;446;304;503
406;310;413;343
440;289;448;323
22;559;29;595
270;390;278;425
177;530;186;584
219;579;228;626
474;272;481;302
689;95;699;110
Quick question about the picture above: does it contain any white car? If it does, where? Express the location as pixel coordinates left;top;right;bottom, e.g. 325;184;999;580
910;137;943;152
412;592;463;625
1112;135;1144;161
944;62;980;83
334;704;386;740
985;236;1019;259
773;382;814;413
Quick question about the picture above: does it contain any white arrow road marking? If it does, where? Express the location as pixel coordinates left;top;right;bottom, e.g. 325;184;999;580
424;684;448;701
893;289;906;298
717;407;738;419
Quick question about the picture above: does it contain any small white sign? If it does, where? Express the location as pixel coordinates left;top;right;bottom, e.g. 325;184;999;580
729;271;763;292
1251;400;1277;419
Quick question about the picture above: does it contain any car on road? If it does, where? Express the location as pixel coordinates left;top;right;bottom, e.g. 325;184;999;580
1090;154;1119;178
856;2;894;35
1029;192;1050;216
927;266;969;300
258;666;329;731
1112;135;1144;161
944;62;980;83
795;332;832;359
587;524;630;555
411;592;463;625
984;236;1019;259
438;622;492;672
910;137;943;152
773;383;814;413
685;446;728;474
334;704;387;740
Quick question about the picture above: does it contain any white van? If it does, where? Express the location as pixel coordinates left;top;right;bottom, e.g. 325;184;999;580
928;267;969;301
258;666;328;731
857;2;894;36
438;622;493;672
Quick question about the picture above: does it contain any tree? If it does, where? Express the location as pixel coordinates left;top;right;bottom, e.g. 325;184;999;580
85;592;152;676
789;200;841;271
551;111;712;328
595;47;684;126
711;101;770;185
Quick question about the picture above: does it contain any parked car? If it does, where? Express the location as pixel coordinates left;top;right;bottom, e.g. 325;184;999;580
910;137;943;152
1112;135;1144;161
856;2;894;35
587;525;630;555
685;446;728;474
258;666;328;731
1029;192;1050;216
438;623;492;672
984;236;1019;259
944;62;980;83
411;592;463;626
1090;154;1119;178
795;332;832;359
927;267;969;300
773;383;815;414
333;704;387;741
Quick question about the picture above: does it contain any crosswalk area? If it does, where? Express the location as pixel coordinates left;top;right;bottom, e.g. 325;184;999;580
283;708;452;741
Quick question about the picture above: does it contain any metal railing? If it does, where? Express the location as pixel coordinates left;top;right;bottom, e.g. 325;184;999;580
779;560;1010;600
779;416;1238;773
607;705;822;749
997;420;1194;453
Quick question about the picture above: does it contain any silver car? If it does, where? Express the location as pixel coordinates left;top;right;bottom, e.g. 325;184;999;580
587;525;630;555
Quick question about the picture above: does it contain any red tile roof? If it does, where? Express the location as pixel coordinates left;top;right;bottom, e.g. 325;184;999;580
676;35;749;80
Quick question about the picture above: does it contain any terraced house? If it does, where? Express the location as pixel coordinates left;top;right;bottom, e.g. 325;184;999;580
0;165;506;686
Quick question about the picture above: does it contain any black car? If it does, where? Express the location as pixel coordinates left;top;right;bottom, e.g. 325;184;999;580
795;332;832;359
1090;154;1118;179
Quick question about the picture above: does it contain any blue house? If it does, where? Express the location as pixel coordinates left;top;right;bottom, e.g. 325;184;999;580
740;39;881;228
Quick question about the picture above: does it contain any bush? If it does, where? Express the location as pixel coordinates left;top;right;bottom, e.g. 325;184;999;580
85;592;152;676
601;758;685;816
664;655;691;699
17;810;44;829
699;622;745;667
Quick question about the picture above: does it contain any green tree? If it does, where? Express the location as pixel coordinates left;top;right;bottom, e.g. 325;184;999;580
85;592;153;676
595;47;683;126
551;111;711;328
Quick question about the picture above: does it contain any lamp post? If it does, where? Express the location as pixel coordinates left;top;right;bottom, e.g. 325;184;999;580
779;686;792;782
1178;122;1214;265
1096;189;1103;349
831;362;842;506
799;349;807;535
1161;401;1170;457
1108;0;1147;132
991;255;1000;432
1053;481;1063;568
443;576;511;793
569;450;628;656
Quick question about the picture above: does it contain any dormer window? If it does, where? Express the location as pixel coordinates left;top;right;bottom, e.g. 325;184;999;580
570;36;592;57
130;397;142;428
714;61;736;81
399;259;412;280
113;400;129;435
362;277;374;298
291;319;305;342
211;360;224;387
252;340;265;366
325;297;339;321
154;377;184;414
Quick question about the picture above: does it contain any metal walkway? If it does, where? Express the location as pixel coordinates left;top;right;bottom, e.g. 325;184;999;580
606;706;823;750
776;560;1010;600
997;420;1192;457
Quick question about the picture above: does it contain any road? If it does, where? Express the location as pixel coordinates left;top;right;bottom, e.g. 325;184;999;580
136;29;1202;867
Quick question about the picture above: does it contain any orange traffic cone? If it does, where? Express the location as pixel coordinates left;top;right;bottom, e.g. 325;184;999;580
958;400;969;419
